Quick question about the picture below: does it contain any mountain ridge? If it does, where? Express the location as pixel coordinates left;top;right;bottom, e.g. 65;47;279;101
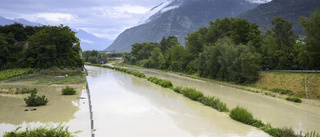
105;0;259;52
237;0;320;33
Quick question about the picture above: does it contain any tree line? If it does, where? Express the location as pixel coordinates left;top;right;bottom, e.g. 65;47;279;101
82;50;123;64
124;9;320;84
0;23;83;69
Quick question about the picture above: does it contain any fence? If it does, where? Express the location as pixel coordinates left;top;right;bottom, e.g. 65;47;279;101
84;73;95;137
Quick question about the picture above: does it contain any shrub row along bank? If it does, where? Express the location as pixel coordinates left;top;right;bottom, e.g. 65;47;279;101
230;106;319;137
3;125;75;137
147;77;173;88
89;64;318;137
173;86;229;112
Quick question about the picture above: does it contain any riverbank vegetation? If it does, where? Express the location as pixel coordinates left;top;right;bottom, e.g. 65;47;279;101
2;125;75;137
230;106;319;137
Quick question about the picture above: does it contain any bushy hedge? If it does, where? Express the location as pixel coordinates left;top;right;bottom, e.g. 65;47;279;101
147;77;173;88
62;86;77;95
23;89;48;106
180;87;204;101
199;96;229;112
230;106;253;124
286;96;302;103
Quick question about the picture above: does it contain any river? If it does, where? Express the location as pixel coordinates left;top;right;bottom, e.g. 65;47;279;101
86;65;268;137
128;67;320;134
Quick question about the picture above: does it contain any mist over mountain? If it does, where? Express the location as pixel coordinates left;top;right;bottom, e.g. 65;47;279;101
0;17;110;51
104;0;261;52
238;0;320;33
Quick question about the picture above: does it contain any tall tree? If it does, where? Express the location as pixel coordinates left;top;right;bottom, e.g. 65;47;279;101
271;16;296;69
299;9;320;69
160;36;179;53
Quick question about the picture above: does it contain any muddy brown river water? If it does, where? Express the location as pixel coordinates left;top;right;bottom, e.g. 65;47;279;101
86;65;268;137
130;67;320;134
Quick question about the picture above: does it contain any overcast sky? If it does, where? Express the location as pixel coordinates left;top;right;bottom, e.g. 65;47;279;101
0;0;166;40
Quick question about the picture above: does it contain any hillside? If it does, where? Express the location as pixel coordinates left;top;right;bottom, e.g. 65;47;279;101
105;0;258;52
237;0;320;33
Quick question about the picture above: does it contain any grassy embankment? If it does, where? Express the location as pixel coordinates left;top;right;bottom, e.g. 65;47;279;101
0;68;86;95
88;63;319;137
0;68;85;85
255;72;320;100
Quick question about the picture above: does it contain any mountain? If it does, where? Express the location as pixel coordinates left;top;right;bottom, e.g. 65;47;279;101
0;17;110;51
237;0;320;33
104;0;260;53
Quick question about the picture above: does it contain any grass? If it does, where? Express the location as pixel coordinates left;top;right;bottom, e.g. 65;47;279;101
147;77;173;88
2;125;76;137
255;72;320;99
34;75;85;85
62;86;77;95
199;96;229;112
0;68;39;81
230;106;253;124
0;88;36;94
180;87;204;101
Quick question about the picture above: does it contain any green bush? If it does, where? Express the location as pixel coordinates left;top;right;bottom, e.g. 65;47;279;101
147;77;159;84
3;125;74;137
229;106;253;124
173;86;183;93
158;80;173;88
181;87;203;101
199;96;229;112
62;86;77;95
261;126;296;137
286;96;302;103
23;89;48;106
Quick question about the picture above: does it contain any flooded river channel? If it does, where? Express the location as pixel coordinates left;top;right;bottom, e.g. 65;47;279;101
1;65;319;136
131;67;320;134
86;65;268;137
